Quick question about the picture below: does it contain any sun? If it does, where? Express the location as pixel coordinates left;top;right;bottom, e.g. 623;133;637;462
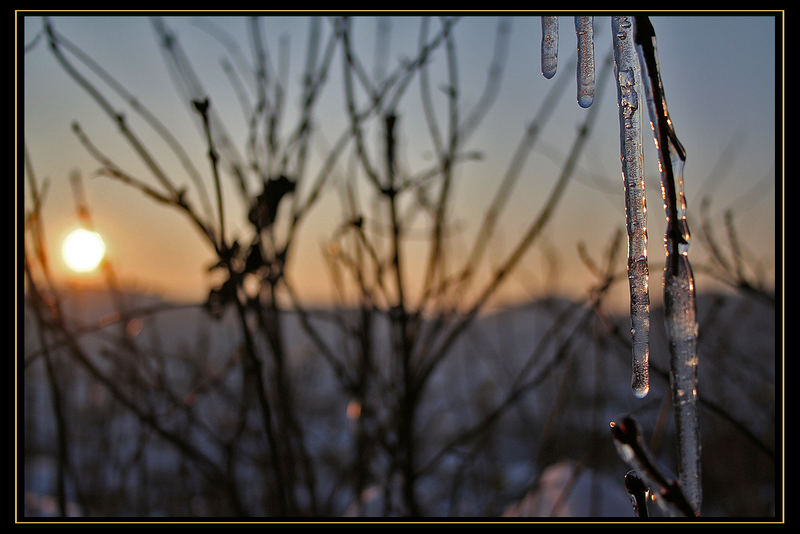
62;228;106;273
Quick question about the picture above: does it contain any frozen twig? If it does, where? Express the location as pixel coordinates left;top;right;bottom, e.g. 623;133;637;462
610;416;698;517
624;470;649;518
635;15;701;512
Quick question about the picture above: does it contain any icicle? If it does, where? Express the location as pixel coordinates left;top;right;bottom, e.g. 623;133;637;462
575;16;595;108
611;16;650;398
541;16;558;79
634;15;701;514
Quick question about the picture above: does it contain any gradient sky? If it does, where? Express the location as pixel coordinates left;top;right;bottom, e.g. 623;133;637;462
21;13;779;311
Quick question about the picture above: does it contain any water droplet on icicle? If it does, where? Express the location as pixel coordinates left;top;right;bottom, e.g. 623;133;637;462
575;16;595;108
541;16;559;79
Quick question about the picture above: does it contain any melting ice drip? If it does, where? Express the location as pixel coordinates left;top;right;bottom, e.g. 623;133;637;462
540;15;701;514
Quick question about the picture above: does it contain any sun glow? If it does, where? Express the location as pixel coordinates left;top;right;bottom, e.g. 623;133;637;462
62;228;106;273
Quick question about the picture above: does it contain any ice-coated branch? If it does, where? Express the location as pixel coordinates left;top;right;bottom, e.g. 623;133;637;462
635;15;701;514
624;470;649;518
610;416;698;517
611;16;651;399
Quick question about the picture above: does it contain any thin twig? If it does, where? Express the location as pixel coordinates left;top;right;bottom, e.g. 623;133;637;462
610;416;698;517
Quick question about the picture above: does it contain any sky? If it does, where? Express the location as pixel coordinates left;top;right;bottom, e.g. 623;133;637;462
21;13;780;311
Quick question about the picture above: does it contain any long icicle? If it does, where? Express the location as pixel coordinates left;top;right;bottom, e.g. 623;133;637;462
575;16;595;108
611;16;650;398
635;15;701;514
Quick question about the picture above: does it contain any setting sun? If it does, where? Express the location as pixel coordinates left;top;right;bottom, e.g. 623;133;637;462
62;228;106;272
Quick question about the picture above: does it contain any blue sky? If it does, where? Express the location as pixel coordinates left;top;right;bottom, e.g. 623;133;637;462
21;13;779;308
